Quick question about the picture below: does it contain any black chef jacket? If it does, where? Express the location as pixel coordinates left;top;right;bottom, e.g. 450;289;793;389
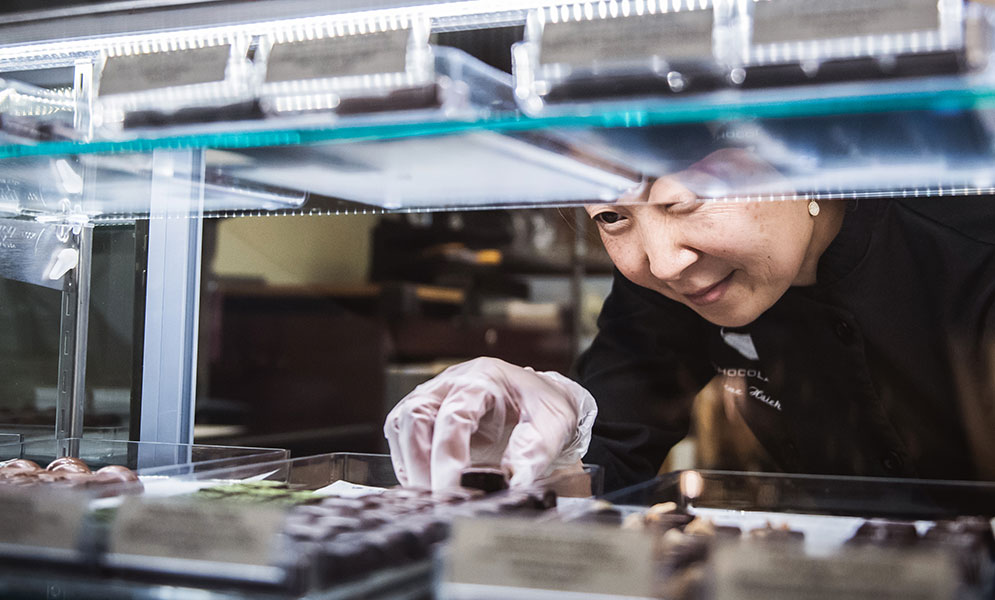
578;197;995;493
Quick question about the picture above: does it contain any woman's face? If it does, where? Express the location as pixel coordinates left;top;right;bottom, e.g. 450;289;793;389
587;174;821;328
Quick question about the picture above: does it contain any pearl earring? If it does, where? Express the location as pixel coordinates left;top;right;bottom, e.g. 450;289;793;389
808;201;820;217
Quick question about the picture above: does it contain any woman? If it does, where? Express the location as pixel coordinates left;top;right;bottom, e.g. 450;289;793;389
384;149;995;492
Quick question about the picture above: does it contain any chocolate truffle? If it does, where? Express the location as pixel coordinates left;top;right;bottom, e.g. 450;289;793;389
46;456;91;474
0;459;41;473
93;465;139;482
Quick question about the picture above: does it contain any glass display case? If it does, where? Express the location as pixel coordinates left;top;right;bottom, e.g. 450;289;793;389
0;452;595;599
440;471;995;599
3;0;995;598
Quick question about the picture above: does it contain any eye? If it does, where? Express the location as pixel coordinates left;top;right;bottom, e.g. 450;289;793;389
592;211;625;225
664;195;701;213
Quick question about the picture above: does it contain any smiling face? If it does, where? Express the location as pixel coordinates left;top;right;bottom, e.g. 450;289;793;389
587;156;842;327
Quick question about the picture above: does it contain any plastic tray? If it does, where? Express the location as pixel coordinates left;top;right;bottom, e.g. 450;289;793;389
0;437;288;477
0;450;599;598
100;453;597;597
440;471;995;599
604;469;995;520
572;471;995;600
0;424;129;442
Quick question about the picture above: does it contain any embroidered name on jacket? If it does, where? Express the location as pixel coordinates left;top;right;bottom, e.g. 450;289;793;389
714;328;781;412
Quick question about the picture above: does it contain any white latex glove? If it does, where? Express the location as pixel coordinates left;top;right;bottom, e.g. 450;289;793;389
384;357;598;490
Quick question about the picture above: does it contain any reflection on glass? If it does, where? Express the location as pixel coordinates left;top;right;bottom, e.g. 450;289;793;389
0;224;135;440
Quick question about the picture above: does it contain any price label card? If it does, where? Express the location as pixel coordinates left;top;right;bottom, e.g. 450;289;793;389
444;517;655;598
711;540;958;600
752;0;940;45
313;480;386;499
98;45;231;96
541;9;714;66
109;497;285;566
265;29;409;83
0;489;87;550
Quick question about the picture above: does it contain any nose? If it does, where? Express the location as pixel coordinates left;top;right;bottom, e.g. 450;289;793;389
640;219;697;282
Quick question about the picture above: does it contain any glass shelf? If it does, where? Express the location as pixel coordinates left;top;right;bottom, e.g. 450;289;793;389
2;1;995;219
6;102;995;222
4;72;995;161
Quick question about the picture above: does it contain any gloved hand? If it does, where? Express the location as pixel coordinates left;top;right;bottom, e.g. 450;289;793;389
384;357;598;490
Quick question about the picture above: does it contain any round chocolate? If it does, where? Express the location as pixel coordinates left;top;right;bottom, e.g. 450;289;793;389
93;465;138;482
46;457;91;474
0;459;41;473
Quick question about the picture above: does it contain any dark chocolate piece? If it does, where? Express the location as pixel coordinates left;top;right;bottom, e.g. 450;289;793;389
544;69;727;104
318;497;366;515
335;83;441;116
741;50;966;89
407;517;450;545
647;513;694;533
459;468;509;493
316;539;380;586
432;488;485;504
848;520;918;546
123;100;264;129
575;500;624;526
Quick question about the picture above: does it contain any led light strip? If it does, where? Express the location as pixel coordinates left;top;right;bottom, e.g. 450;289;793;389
79;182;995;227
0;1;556;69
745;0;964;66
0;82;74;117
541;0;712;24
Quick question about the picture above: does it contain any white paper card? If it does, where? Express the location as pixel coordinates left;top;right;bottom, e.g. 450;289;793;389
313;480;386;498
109;497;285;566
445;517;655;598
711;540;958;600
99;45;231;96
265;30;409;83
541;9;714;66
752;0;939;45
0;489;87;550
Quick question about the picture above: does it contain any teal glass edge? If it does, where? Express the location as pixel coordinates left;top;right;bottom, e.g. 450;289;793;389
3;86;995;160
